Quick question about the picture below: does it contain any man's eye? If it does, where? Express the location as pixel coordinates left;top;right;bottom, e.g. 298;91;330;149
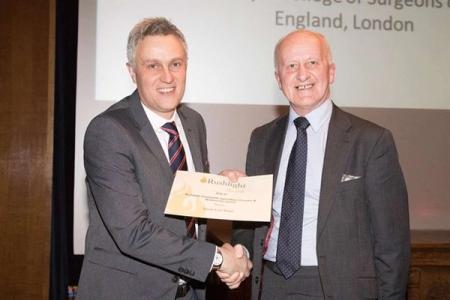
173;61;183;68
288;63;298;70
307;61;318;66
148;63;160;69
170;61;184;71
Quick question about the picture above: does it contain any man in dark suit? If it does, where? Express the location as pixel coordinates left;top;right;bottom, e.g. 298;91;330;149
232;30;410;299
77;18;251;300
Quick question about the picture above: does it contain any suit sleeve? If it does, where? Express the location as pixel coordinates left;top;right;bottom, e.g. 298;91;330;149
365;129;410;299
232;129;259;257
84;115;216;282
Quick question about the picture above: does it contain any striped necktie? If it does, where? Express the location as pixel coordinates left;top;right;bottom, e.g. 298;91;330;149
161;122;187;173
161;122;196;239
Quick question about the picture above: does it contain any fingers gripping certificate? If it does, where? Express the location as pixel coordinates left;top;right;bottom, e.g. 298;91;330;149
165;171;273;222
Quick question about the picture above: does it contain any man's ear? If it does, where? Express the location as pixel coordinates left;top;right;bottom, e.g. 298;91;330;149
275;71;282;90
127;63;136;83
328;63;336;84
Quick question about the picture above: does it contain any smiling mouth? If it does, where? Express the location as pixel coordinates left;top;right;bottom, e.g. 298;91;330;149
158;87;175;93
296;84;313;90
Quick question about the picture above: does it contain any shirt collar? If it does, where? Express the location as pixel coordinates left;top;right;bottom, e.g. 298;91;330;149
140;102;180;132
288;99;333;133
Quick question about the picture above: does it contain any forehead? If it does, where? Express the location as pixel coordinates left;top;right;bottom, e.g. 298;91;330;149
135;34;186;59
278;32;326;61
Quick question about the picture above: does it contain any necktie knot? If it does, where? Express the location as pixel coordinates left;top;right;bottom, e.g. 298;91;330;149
161;121;179;137
294;117;310;131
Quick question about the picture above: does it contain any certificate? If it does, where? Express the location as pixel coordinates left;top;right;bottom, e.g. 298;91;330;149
165;171;272;222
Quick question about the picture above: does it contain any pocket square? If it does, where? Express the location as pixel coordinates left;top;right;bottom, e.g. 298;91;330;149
341;174;361;182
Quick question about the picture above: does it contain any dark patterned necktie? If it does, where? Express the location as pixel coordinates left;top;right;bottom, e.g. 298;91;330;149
161;122;187;173
276;117;310;279
161;122;196;239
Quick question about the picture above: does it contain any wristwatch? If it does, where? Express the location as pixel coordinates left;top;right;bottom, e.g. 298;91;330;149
212;249;223;271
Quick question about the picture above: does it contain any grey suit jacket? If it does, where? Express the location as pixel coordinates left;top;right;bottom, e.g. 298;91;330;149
233;105;410;300
77;91;216;300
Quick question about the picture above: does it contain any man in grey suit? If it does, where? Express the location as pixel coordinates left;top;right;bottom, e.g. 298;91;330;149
77;18;251;300
231;30;410;299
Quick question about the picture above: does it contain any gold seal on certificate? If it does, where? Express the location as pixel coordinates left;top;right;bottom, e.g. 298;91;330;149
165;171;272;222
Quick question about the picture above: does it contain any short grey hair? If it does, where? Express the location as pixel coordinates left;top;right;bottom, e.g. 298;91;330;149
274;29;333;68
127;17;187;66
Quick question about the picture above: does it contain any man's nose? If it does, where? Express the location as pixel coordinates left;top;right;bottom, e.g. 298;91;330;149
160;66;174;83
296;64;309;81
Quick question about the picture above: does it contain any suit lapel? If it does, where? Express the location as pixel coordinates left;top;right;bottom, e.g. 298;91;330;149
178;106;203;172
127;91;173;179
317;106;352;238
267;115;289;185
258;116;287;234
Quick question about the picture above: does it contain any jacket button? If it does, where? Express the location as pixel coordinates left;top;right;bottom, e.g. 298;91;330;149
260;239;264;246
255;276;259;284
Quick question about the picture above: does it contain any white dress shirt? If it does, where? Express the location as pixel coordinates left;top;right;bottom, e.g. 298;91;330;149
264;99;332;266
141;103;195;173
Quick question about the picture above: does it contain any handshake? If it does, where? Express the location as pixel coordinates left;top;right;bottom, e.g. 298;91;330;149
212;169;252;289
214;243;253;289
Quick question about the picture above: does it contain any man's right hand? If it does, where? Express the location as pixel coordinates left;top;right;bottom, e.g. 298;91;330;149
216;243;252;289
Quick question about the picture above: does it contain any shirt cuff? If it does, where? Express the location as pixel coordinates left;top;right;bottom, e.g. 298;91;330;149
242;245;250;259
209;246;218;272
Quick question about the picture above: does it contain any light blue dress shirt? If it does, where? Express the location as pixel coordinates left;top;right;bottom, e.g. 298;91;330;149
264;99;332;266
